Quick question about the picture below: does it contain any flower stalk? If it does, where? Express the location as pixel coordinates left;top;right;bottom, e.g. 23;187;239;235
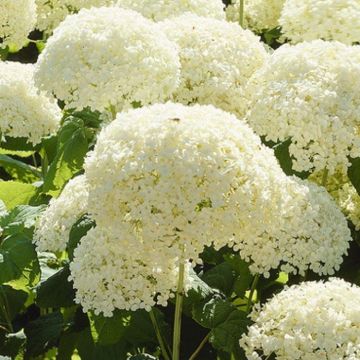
172;260;185;360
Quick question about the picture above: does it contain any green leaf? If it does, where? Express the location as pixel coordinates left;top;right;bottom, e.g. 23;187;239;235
36;265;75;308
224;255;252;298
0;137;37;152
0;286;28;323
0;182;36;210
0;234;39;286
76;326;129;360
42;118;88;196
0;330;26;358
210;310;249;355
0;155;41;183
183;269;216;316
202;263;236;296
0;205;45;237
67;216;95;261
193;297;250;355
128;355;158;360
272;139;309;179
24;311;64;357
89;310;131;346
348;157;360;196
0;148;34;158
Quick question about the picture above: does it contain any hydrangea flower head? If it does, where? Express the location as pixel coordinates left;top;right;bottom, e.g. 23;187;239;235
241;279;360;359
245;40;360;174
0;61;61;144
34;7;180;112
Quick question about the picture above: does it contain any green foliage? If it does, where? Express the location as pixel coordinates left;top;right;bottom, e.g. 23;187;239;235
42;118;88;196
0;181;37;210
348;157;360;196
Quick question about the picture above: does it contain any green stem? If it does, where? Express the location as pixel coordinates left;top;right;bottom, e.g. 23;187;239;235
246;274;259;313
188;332;210;360
32;154;38;168
321;168;329;187
239;0;245;27
41;152;49;178
149;310;171;360
172;261;185;360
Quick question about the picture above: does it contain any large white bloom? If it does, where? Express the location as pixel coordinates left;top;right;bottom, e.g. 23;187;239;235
240;279;360;359
34;7;180;112
69;226;192;316
0;61;61;145
280;0;360;44
35;0;114;33
33;175;89;252
158;14;268;118
84;102;287;265
226;0;285;32
244;40;360;174
0;0;36;49
116;0;225;21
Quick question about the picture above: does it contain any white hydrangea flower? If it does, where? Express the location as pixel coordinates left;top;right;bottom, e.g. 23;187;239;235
240;279;360;359
244;40;360;174
0;61;61;145
226;0;285;32
310;169;360;230
0;0;36;49
116;0;225;21
233;175;351;277
69;226;192;316
84;102;287;266
34;175;89;252
35;0;114;34
280;0;360;44
34;7;180;112
158;14;268;118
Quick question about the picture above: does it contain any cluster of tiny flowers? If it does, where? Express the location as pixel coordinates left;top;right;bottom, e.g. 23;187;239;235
34;7;180;112
0;0;36;49
245;40;360;174
226;0;285;32
116;0;225;21
34;175;89;252
69;226;193;316
310;169;360;230
35;0;114;34
240;279;360;359
232;176;351;277
158;14;268;118
280;0;360;44
0;62;61;145
83;102;287;267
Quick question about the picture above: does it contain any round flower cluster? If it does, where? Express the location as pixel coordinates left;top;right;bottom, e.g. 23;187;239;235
244;40;360;174
83;102;286;266
0;61;61;145
35;0;114;34
34;175;89;252
116;0;225;21
280;0;360;44
69;226;192;316
0;0;36;49
226;0;285;32
240;278;360;359
159;14;268;118
34;7;180;112
233;176;351;277
310;169;360;230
